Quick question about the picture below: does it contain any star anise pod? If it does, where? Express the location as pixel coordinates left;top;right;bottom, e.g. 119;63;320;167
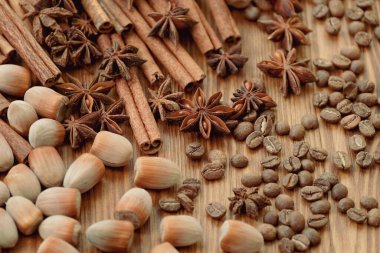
259;14;311;51
257;48;316;96
64;112;99;149
52;0;77;13
68;28;102;65
99;41;146;80
45;30;70;67
98;100;129;135
231;80;277;119
207;43;248;78
55;74;115;114
21;2;73;44
148;76;184;121
148;2;197;46
273;0;303;18
228;187;271;219
71;14;98;37
166;88;235;139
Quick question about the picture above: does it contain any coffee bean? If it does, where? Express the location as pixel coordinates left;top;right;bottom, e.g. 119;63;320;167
349;134;367;152
279;237;295;253
338;197;355;213
292;141;309;158
337;99;353;115
201;162;225;180
329;0;344;17
276;121;290;135
368;208;380;227
241;173;262;187
341;45;361;60
374;143;380;164
279;209;294;226
375;26;380;40
300;186;324;202
307;214;329;229
301;114;319;130
355;31;372;46
159;198;181;212
246;131;264;149
264;210;279;226
177;193;194;212
277;225;295;240
316;70;330;87
333;151;352;170
340;114;361;130
254;115;273;136
313;4;329;19
328;75;345;90
346;6;364;21
357;79;375;93
313;178;330;193
350;60;364;74
302;227;321;246
298;171;314;187
283;156;302;173
356;151;373;168
342;81;358;100
225;119;239;130
275;194;294;210
371;113;380;129
207;149;227;165
332;183;348;201
292;234;310;251
313;58;333;70
357;93;377;107
320;107;341;123
332;55;351;70
244;5;261;21
356;0;373;9
313;92;329;108
310;199;331;214
289;211;305;233
329;92;345;107
263;136;282;154
185;142;205;160
177;184;198;199
358;120;375;138
348;21;366;35
325;17;341;35
263;183;282;198
360;196;378;210
182;178;201;191
282;173;299;190
343;71;357;82
243;111;258;122
206;202;226;219
230;154;248;168
319;171;339;186
289;124;305;141
261;155;281;169
261;110;276;122
301;159;315;172
363;10;379;26
233;122;254;141
309;147;328;161
347;208;367;223
262;169;279;183
258;223;277;241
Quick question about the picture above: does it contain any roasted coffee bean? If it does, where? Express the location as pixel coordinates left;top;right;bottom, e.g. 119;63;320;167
325;17;341;35
356;151;373;168
289;124;305;141
275;194;294;210
355;31;372;46
230;154;248;168
357;79;375;93
347;208;367;223
310;200;331;214
225;119;239;130
313;58;333;70
357;93;377;107
263;136;282;154
243;110;258;122
360;196;378;210
246;131;264;149
363;10;379;26
277;225;295;240
329;92;345;107
329;0;344;17
258;223;277;241
185;142;205;160
302;227;321;246
233;122;254;141
293;141;309;158
350;60;364;74
307;214;329;229
207;149;227;165
356;0;373;9
261;155;281;169
301;159;315;172
319;171;339;186
206;202;226;219
320;107;341;123
263;183;282;198
262;169;279;183
309;147;328;161
313;4;329;19
177;184;198;199
332;55;351;70
292;234;310;251
182;178;201;191
372;114;380;129
159;198;181;212
332;183;348;201
264;210;279;226
340;114;361;130
177;193;194;212
368;208;380;227
279;237;295;253
289;211;305;233
374;143;380;164
342;81;358;100
201;162;225;180
338;198;355;213
282;173;299;190
261;110;276;122
313;178;331;193
283;156;302;173
358;120;375;138
349;134;366;152
337;99;353;115
241;173;262;187
298;171;313;187
316;70;330;87
313;92;329;108
333;151;352;170
254;115;273;136
348;21;366;35
279;209;294;226
301;114;319;130
345;6;364;21
244;5;261;21
275;121;290;135
300;186;324;202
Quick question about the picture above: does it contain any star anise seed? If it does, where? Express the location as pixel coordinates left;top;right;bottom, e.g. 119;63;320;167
68;28;102;65
53;0;77;13
72;14;98;37
64;112;99;149
45;30;70;67
98;100;129;135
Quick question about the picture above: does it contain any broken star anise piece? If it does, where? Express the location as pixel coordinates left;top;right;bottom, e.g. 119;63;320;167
257;48;316;96
98;100;129;135
259;14;311;51
166;88;235;139
45;30;70;67
148;76;184;121
231;80;277;119
207;43;248;78
64;112;99;149
99;40;146;80
148;2;197;46
55;73;115;114
52;0;77;13
72;14;98;37
273;0;303;18
68;28;102;65
228;187;271;219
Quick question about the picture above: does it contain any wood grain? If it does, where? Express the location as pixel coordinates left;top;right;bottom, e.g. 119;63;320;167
2;1;380;253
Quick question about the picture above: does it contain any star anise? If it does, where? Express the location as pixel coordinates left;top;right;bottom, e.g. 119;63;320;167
259;14;311;51
64;112;99;149
207;43;248;78
45;30;70;67
148;2;197;46
52;0;77;13
68;28;102;65
21;2;73;44
99;41;146;80
257;48;316;96
55;74;115;114
228;187;271;219
72;14;98;37
148;77;184;121
231;80;277;119
166;88;235;139
98;100;129;135
273;0;303;18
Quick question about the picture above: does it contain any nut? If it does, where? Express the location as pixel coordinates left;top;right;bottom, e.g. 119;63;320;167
7;100;38;137
37;236;79;253
28;118;65;148
38;215;81;245
0;133;14;172
0;64;31;97
150;242;179;253
0;208;18;248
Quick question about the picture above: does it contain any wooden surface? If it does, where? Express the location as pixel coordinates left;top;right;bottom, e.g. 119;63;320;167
3;1;380;253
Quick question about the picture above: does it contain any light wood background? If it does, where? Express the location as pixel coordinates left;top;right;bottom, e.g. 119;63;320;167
2;1;380;253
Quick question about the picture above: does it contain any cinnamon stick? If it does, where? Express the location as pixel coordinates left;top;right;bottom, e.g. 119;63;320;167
0;34;15;64
206;0;241;43
124;31;164;84
8;0;33;31
0;93;9;115
0;0;61;86
99;0;133;32
146;0;168;13
0;119;32;163
81;0;114;33
99;0;128;35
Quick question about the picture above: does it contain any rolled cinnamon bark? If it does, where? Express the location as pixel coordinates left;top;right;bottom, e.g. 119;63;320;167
8;0;33;31
124;31;164;84
146;0;168;13
0;119;32;163
0;34;15;64
99;0;133;32
99;0;128;35
0;93;9;115
81;0;114;33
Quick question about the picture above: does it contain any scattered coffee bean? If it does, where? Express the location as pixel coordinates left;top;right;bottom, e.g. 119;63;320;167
357;93;377;107
310;200;331;214
207;149;227;165
246;131;264;149
292;141;309;158
261;155;281;169
313;58;333;70
342;81;358;99
338;197;355;213
313;4;329;19
177;193;194;212
233;122;254;141
368;208;380;227
332;55;351;69
337;99;353;115
307;214;329;229
309;147;328;161
347;208;367;224
301;114;319;130
225;119;239;130
279;237;295;253
320;107;341;123
264;210;279;226
277;225;295;240
340;114;361;130
345;6;364;21
356;0;373;9
282;173;299;190
349;134;367;152
289;211;305;233
333;151;352;170
329;0;344;17
258;223;277;241
301;186;324;202
356;151;373;168
230;154;248;168
206;202;226;219
289;124;305;141
276;121;290;135
298;170;314;187
357;79;375;93
243;111;258;122
262;169;279;183
261;110;276;122
254;115;273;136
302;227;321;246
159;198;182;212
279;209;293;226
360;196;378;210
328;76;345;91
329;92;345;107
319;171;339;186
355;31;372;46
301;159;315;172
350;60;364;74
341;45;361;60
358;120;375;138
183;178;201;191
316;70;330;87
241;173;262;187
263;136;282;154
313;178;331;193
325;17;341;35
313;92;329;108
371;113;380;129
201;162;225;180
177;184;198;199
292;234;310;251
283;156;302;173
263;183;282;198
332;183;348;201
348;21;366;35
244;5;261;21
275;194;294;210
374;143;380;164
363;10;379;26
185;142;205;160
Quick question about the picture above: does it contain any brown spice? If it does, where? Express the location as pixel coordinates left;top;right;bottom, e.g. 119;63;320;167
81;0;114;33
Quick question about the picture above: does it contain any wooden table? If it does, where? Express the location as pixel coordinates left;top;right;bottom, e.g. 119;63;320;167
4;1;380;253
